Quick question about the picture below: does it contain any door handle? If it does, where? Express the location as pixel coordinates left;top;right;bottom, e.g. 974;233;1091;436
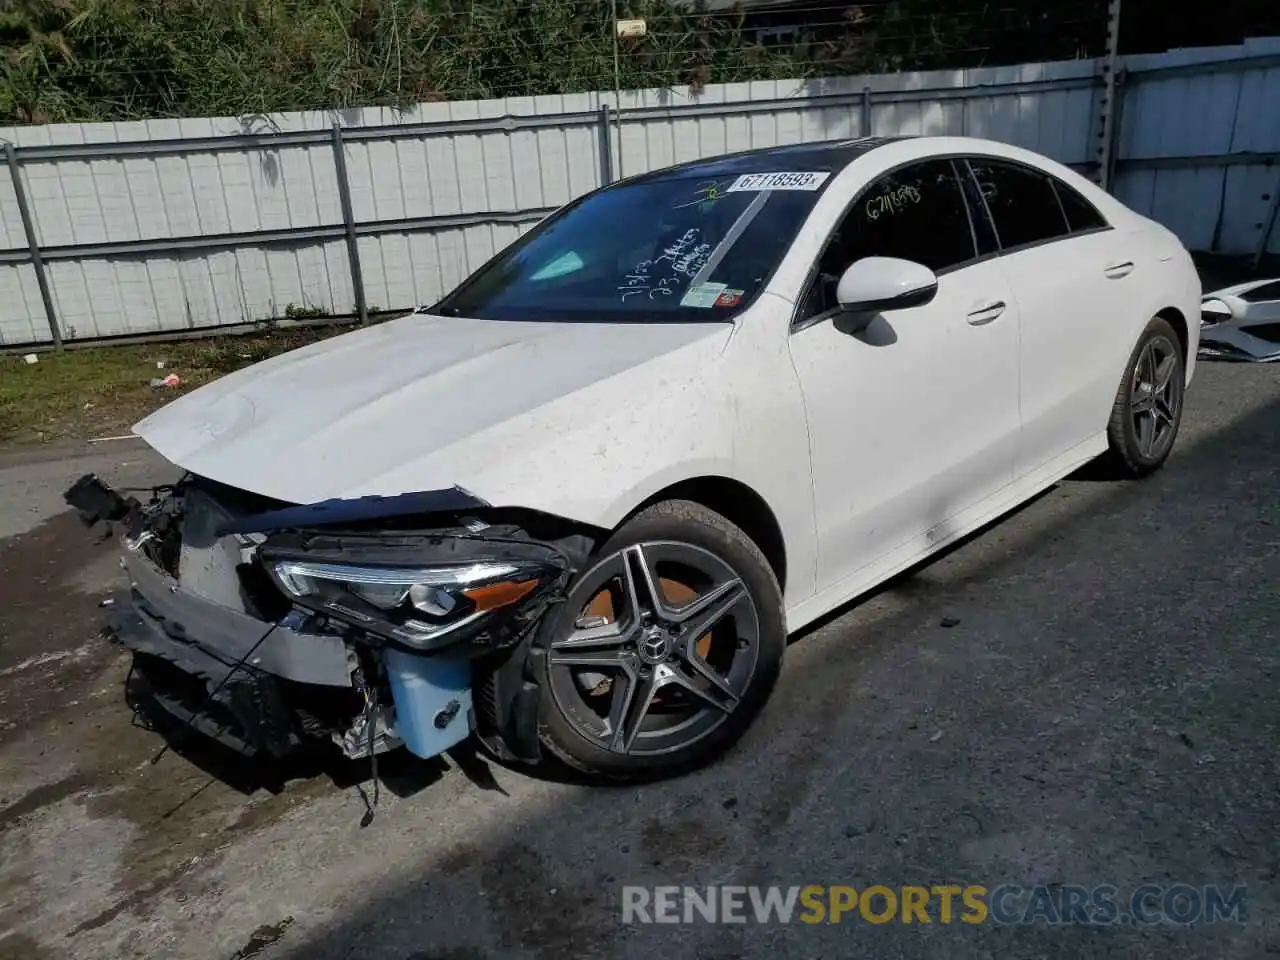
1104;261;1135;279
966;301;1006;325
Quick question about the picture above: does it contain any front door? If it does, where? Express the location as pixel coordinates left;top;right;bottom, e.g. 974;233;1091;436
788;159;1021;594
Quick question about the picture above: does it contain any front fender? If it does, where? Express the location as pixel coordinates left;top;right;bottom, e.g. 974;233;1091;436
355;308;818;612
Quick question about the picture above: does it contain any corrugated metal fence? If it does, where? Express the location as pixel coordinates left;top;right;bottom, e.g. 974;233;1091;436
1;37;1278;347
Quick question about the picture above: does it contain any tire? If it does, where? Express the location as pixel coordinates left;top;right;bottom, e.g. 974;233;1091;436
533;499;785;781
1103;316;1186;478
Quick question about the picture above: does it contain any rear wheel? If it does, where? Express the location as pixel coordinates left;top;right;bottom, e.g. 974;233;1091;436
1104;316;1185;477
534;499;785;781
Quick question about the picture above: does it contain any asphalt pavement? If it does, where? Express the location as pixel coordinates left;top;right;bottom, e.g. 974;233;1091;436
0;360;1277;960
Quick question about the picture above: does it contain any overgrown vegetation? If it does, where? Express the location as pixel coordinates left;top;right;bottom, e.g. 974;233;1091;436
0;0;1104;124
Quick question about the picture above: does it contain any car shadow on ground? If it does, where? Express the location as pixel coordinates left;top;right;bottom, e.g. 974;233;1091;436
126;675;453;810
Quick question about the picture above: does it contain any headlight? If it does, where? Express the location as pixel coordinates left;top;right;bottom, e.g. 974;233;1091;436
268;558;548;649
1201;297;1232;326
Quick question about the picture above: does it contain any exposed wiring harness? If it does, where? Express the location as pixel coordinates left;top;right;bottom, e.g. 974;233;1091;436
351;665;381;827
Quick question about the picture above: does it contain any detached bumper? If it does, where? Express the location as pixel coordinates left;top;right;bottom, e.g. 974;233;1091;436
109;596;298;757
110;547;356;758
112;546;480;761
119;548;352;687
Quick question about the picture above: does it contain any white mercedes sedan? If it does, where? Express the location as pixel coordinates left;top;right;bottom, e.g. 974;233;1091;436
70;135;1200;782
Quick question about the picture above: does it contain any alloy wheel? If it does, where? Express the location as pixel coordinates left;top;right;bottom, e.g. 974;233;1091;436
1129;334;1182;460
546;541;761;758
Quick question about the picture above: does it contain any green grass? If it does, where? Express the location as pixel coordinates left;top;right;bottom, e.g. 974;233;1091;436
0;324;351;446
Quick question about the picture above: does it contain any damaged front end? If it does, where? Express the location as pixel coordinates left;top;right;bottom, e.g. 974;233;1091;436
64;473;595;766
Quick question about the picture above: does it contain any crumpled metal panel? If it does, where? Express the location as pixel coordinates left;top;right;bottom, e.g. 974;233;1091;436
178;485;254;611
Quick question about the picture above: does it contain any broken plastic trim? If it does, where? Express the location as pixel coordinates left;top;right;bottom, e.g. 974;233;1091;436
62;472;157;539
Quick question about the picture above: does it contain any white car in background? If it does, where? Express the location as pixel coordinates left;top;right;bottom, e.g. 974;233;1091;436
1200;277;1280;361
70;135;1200;782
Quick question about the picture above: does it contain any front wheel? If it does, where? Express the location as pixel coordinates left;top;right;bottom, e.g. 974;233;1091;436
1104;316;1186;477
534;499;785;781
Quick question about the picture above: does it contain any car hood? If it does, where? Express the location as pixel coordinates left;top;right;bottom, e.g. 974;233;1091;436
134;311;732;506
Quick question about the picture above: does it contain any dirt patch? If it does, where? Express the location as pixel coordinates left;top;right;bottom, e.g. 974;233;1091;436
228;916;296;960
479;840;610;958
0;930;55;960
0;771;98;833
0;502;348;953
0;717;346;952
438;842;479;878
0;509;131;746
85;750;338;894
638;813;727;868
0;510;118;669
69;855;204;936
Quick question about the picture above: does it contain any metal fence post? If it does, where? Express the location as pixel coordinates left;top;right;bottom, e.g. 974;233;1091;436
330;120;369;326
1254;168;1280;269
599;103;615;185
5;142;61;349
1105;69;1128;193
1096;0;1123;192
861;86;873;137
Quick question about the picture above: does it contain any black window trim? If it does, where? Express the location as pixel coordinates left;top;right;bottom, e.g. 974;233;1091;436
959;155;1113;258
790;151;1114;332
1050;174;1111;239
790;155;995;331
960;158;1003;252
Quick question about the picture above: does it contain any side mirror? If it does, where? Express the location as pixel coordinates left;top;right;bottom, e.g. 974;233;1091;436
836;256;939;314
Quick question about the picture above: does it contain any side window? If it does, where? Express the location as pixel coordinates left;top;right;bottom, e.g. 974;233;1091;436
807;159;977;315
1052;178;1109;233
966;159;1070;251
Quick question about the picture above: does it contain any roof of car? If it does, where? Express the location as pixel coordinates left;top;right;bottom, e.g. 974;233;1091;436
631;136;911;183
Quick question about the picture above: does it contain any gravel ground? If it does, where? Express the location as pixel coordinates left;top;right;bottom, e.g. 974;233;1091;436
0;360;1277;960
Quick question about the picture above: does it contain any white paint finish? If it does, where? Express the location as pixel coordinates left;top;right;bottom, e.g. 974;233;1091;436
133;135;1201;633
1001;228;1139;476
834;256;936;306
133;310;735;503
786;430;1109;629
791;254;1021;594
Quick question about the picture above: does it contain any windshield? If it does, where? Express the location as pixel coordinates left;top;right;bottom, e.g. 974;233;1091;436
436;170;832;322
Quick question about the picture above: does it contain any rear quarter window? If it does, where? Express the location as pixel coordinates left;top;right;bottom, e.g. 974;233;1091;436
1052;179;1109;233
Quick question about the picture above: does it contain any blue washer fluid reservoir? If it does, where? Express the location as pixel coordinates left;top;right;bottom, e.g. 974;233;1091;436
382;647;473;759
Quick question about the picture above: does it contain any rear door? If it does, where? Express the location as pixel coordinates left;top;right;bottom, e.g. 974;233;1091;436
962;157;1140;478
